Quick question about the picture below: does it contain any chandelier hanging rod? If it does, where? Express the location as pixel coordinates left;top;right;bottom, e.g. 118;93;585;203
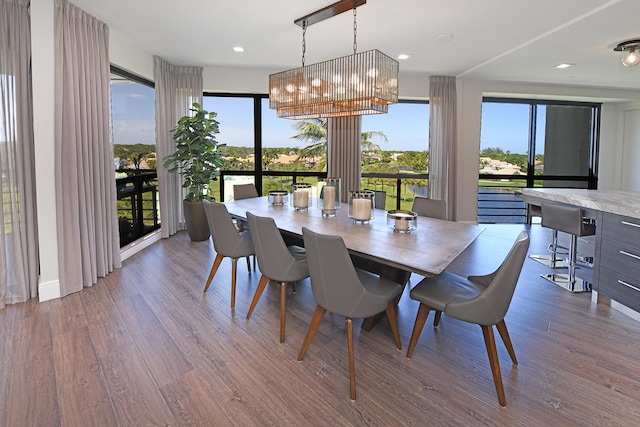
294;0;366;28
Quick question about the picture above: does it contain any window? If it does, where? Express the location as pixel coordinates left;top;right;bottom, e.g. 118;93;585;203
362;101;429;210
478;98;600;223
203;95;256;201
204;93;430;208
110;66;159;246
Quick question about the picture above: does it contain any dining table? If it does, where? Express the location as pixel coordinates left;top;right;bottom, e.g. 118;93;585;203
224;196;485;329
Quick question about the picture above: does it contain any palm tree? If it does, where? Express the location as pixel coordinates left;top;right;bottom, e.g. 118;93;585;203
290;118;388;157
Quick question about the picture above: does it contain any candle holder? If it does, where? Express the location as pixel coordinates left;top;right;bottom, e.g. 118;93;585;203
268;190;288;206
387;210;418;233
317;178;341;217
348;190;374;223
290;183;311;211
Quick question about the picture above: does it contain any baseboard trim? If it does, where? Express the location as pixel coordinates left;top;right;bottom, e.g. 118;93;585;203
120;230;162;261
39;279;61;302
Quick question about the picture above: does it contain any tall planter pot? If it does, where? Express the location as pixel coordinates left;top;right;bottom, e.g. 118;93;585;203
183;199;211;241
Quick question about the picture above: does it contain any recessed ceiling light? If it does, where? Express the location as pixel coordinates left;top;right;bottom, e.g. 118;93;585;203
554;63;574;69
397;54;411;60
233;46;244;53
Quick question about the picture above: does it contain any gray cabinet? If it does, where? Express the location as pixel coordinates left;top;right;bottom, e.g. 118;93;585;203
595;213;640;312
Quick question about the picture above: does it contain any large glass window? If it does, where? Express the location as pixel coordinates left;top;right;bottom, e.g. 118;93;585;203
203;95;256;201
362;102;429;210
110;66;159;246
205;93;429;207
479;98;600;223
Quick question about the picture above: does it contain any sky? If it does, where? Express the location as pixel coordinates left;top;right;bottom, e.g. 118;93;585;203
111;80;536;155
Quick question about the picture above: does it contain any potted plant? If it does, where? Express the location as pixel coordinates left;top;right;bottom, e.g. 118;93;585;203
163;102;225;241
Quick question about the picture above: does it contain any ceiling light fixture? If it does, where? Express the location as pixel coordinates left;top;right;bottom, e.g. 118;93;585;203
269;0;399;119
614;39;640;67
397;54;411;60
554;63;574;69
233;46;244;52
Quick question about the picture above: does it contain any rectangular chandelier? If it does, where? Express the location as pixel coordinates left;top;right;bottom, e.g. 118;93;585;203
268;0;399;120
269;49;399;120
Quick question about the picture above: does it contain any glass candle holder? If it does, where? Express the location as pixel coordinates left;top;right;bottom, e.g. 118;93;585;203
387;210;418;233
268;190;288;206
290;183;311;211
348;190;374;223
317;178;341;217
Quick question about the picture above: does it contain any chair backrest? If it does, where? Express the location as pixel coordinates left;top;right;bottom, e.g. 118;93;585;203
541;201;589;236
411;196;446;220
203;200;247;256
302;227;368;315
233;183;259;200
374;190;386;210
447;230;530;326
364;189;386;210
246;212;303;280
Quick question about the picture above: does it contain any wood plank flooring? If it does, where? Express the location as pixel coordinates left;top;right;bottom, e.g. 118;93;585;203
2;224;640;426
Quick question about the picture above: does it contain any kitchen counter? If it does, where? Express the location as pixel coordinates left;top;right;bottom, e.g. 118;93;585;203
522;188;640;319
521;188;640;219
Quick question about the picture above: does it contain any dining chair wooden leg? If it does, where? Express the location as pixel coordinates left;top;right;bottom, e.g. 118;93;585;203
246;275;270;319
280;282;286;343
495;320;518;365
347;318;356;401
291;281;297;294
231;258;238;308
433;310;442;327
204;254;224;293
481;324;506;407
407;304;431;359
298;305;327;360
385;300;402;351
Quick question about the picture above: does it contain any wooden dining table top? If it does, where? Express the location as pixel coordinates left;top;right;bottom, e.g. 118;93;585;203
224;196;485;277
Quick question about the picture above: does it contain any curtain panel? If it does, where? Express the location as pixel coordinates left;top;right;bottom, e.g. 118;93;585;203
0;0;39;307
154;56;202;238
429;76;457;220
327;116;362;203
54;0;121;297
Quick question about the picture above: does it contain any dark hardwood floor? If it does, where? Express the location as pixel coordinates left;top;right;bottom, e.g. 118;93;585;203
2;223;640;426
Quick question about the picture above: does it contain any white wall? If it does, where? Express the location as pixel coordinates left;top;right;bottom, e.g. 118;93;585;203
620;105;640;190
109;30;154;81
31;0;60;301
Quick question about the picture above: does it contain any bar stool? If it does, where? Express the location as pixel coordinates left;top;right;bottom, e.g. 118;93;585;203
528;204;568;268
539;201;596;292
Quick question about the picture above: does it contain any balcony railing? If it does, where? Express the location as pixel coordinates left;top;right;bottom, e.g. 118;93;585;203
218;170;430;211
116;170;160;247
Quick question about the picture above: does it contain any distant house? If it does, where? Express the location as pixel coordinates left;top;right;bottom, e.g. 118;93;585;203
479;157;524;175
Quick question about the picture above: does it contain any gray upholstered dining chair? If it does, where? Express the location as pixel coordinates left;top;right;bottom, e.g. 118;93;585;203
245;212;309;343
406;230;530;407
202;200;255;309
233;183;259;200
366;189;387;210
298;227;403;401
232;183;259;235
411;196;446;220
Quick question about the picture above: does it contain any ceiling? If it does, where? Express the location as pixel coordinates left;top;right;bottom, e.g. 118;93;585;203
72;0;640;93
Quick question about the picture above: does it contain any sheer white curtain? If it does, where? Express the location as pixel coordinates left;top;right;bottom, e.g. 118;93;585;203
0;0;39;308
327;116;362;202
54;0;120;297
154;56;202;238
429;76;457;220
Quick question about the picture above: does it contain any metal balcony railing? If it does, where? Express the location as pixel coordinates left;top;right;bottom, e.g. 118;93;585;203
116;170;160;247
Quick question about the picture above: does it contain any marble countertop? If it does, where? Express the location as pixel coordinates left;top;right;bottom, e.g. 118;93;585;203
521;188;640;219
